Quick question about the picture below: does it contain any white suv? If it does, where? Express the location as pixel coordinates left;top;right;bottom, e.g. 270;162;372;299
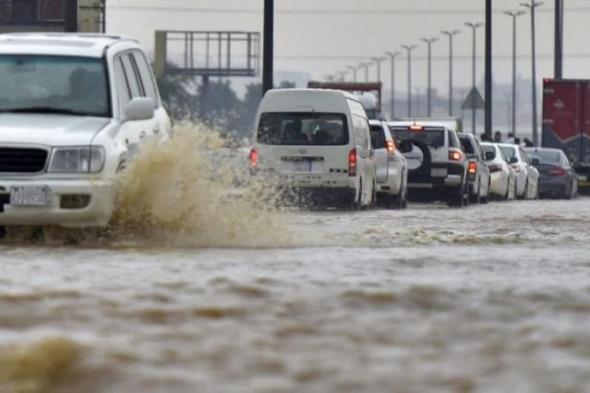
0;33;171;228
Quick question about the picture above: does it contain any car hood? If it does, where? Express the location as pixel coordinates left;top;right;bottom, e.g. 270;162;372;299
0;114;110;146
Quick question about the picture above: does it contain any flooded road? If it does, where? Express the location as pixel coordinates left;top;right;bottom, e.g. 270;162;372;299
2;198;590;392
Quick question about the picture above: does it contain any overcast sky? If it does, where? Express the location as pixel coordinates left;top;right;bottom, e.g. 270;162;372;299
106;0;589;93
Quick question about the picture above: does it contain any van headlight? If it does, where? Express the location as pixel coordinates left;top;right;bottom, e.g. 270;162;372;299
48;146;105;173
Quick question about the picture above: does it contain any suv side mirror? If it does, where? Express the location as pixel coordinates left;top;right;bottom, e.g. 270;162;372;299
484;151;495;161
531;158;540;166
509;156;518;164
124;97;155;122
399;140;413;154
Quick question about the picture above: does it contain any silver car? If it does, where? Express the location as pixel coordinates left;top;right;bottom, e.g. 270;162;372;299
369;120;408;208
498;144;540;200
480;142;517;200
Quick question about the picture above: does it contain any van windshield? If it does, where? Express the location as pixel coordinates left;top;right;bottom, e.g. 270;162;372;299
0;55;109;117
257;113;349;146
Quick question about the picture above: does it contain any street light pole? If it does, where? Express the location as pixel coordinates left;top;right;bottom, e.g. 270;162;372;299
504;10;526;139
465;22;483;134
441;30;460;116
521;1;543;146
421;37;438;117
347;65;358;82
385;51;401;120
554;0;563;78
360;62;372;82
371;56;387;82
401;44;418;117
262;0;274;95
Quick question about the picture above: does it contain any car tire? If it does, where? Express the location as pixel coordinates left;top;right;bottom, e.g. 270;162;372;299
469;181;481;204
354;180;363;210
447;181;468;208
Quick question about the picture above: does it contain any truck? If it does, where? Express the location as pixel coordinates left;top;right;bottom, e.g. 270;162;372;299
306;82;384;120
542;79;590;190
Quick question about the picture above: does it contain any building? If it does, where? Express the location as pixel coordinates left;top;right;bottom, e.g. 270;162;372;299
0;0;104;33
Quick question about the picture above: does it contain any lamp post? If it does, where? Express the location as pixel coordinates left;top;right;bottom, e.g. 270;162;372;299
521;0;543;146
420;37;438;117
385;51;401;119
371;56;387;82
504;10;526;139
554;0;563;78
262;0;274;95
465;22;483;134
441;30;460;116
347;65;358;82
359;62;372;82
401;44;418;117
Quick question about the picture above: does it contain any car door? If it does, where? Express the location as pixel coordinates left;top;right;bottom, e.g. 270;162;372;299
370;124;388;184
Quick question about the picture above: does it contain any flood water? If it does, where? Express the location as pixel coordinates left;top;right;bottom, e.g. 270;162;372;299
1;198;590;393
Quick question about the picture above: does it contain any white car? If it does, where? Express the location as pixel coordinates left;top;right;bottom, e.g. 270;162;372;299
251;89;376;209
0;33;171;228
480;142;516;200
369;120;407;208
497;143;539;200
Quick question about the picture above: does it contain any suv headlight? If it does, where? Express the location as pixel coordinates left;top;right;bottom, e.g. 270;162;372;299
48;146;105;173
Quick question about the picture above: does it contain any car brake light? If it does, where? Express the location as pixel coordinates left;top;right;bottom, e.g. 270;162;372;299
449;149;463;161
468;160;477;174
548;167;566;176
348;148;357;177
511;164;521;173
249;148;258;168
409;124;424;132
386;140;396;153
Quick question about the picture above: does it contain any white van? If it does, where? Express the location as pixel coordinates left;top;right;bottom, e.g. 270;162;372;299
250;89;376;208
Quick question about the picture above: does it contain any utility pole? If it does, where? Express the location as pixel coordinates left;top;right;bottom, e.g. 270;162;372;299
371;56;387;82
522;0;543;146
465;22;483;134
360;62;372;82
385;51;401;120
347;65;358;82
485;0;493;139
262;0;274;95
504;10;526;139
441;30;460;116
401;44;418;117
420;37;438;117
554;0;563;78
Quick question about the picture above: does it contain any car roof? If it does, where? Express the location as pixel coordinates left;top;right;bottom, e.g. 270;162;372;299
524;147;563;154
388;121;450;130
0;33;139;58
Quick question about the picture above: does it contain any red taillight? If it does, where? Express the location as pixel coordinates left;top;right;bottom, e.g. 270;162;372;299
511;164;521;173
488;164;502;173
468;160;477;174
409;124;424;132
449;149;463;161
386;140;396;153
249;148;258;168
348;148;357;177
548;167;566;177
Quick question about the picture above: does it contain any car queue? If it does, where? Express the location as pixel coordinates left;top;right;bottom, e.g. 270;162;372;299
249;88;578;209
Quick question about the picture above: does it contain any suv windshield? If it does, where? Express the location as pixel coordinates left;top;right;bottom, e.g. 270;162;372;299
0;55;109;117
257;113;349;146
390;127;445;149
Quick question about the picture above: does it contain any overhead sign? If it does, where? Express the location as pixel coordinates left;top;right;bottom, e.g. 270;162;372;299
461;87;485;110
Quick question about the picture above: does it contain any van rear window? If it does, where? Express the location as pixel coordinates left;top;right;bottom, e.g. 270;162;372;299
257;113;349;146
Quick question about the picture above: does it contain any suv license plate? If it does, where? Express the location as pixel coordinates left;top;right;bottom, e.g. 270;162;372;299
10;186;51;206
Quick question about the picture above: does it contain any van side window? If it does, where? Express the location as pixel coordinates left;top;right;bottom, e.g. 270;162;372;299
448;131;460;148
120;54;142;98
132;51;159;108
113;56;131;113
347;99;371;149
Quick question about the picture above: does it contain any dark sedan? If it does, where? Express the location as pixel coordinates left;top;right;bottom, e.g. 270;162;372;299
524;147;578;199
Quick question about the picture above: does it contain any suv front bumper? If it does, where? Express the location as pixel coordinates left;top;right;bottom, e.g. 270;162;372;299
0;179;115;228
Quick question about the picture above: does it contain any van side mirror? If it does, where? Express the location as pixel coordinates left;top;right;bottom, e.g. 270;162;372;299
484;151;495;161
124;97;155;122
531;158;541;166
399;140;413;154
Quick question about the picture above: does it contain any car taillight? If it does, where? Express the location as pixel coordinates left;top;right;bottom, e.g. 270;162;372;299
511;164;521;173
488;164;502;173
449;149;463;161
348;148;357;177
548;167;566;176
468;160;477;174
386;140;396;153
249;148;258;168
